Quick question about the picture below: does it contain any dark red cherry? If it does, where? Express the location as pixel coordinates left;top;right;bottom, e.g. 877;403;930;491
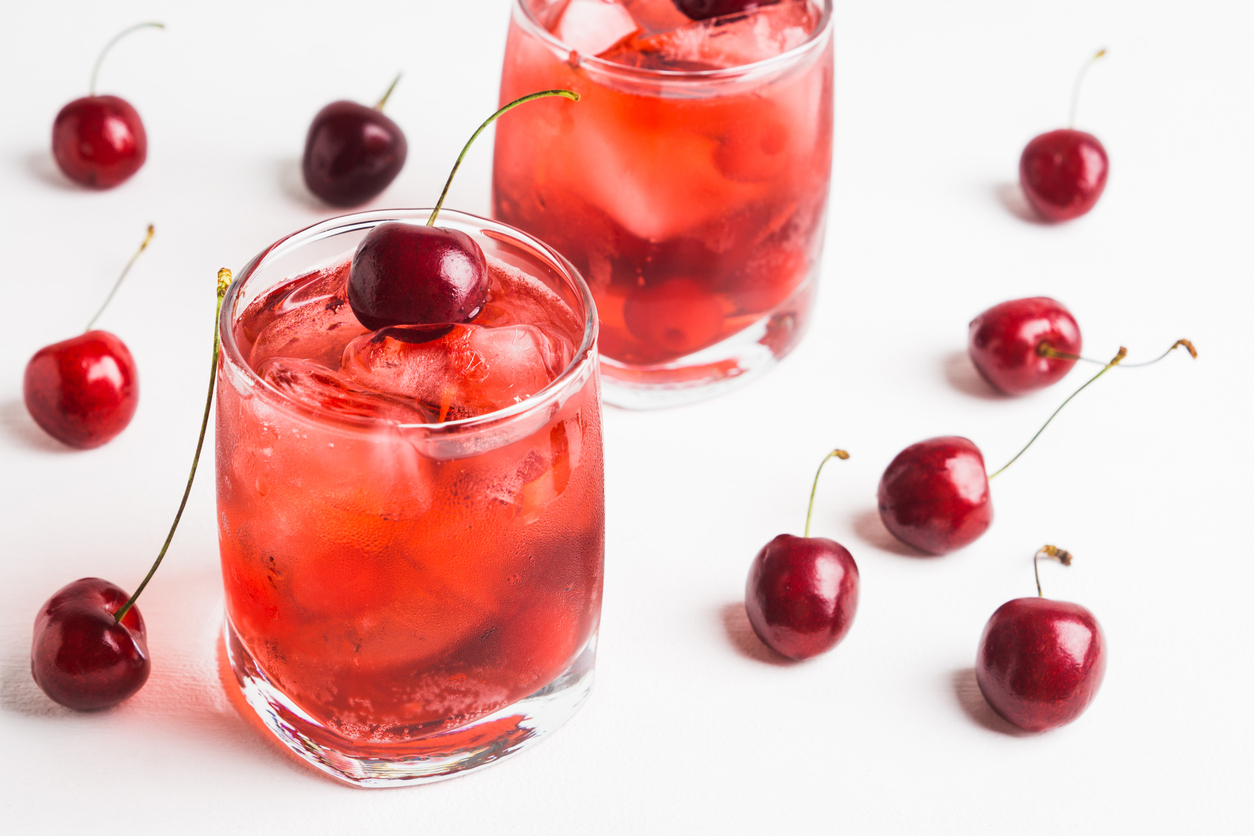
302;98;407;207
877;436;991;555
24;330;139;449
52;96;147;189
747;534;859;660
347;222;488;333
1019;129;1108;222
31;578;150;711
968;297;1081;395
672;0;781;21
976;596;1106;731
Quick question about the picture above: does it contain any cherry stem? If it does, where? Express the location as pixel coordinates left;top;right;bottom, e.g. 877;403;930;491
987;346;1127;481
1033;545;1074;597
1039;338;1197;368
114;268;232;623
89;22;164;97
1069;48;1107;129
374;73;402;111
426;89;580;227
85;224;153;332
803;449;849;538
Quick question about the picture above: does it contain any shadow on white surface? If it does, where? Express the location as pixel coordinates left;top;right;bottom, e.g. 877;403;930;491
21;150;79;191
850;508;933;558
950;667;1033;737
0;397;74;453
275;155;328;211
719;602;793;666
993;181;1046;225
942;350;1004;400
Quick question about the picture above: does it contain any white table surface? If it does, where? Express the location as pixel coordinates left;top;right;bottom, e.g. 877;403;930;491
2;1;1251;833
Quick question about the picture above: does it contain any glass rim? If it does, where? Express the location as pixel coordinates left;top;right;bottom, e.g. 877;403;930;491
512;0;833;84
219;207;599;434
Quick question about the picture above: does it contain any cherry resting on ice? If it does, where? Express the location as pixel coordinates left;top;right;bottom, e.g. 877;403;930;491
673;0;782;21
968;297;1081;396
1019;50;1109;222
348;90;578;333
976;546;1106;731
302;74;408;207
52;23;164;189
746;450;859;660
30;270;233;710
24;226;153;448
879;338;1195;554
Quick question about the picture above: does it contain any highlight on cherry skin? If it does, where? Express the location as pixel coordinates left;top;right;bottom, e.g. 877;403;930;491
29;269;233;711
23;225;153;449
1019;49;1109;222
746;450;860;661
302;74;408;207
968;297;1081;396
975;546;1107;732
51;23;164;189
347;89;578;333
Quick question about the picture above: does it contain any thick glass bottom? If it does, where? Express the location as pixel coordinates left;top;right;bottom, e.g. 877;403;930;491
599;271;816;409
224;617;597;787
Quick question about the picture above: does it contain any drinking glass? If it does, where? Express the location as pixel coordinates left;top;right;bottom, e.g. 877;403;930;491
216;209;604;786
493;0;834;407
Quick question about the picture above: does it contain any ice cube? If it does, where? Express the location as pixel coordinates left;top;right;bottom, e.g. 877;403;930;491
473;257;583;344
622;0;692;35
246;266;369;370
555;0;640;56
258;356;433;424
609;0;817;70
342;323;570;420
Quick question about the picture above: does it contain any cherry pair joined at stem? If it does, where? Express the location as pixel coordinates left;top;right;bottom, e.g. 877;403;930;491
30;270;233;711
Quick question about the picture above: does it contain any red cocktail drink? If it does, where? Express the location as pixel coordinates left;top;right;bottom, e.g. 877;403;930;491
216;210;603;786
494;0;833;406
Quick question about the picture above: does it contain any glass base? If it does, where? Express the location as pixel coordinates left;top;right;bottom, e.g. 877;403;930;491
224;618;597;788
599;272;816;409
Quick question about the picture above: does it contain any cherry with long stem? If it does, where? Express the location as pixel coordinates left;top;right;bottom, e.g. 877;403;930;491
348;89;580;332
747;449;859;661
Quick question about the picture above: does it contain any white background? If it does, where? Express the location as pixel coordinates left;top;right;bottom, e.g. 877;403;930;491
1;1;1251;833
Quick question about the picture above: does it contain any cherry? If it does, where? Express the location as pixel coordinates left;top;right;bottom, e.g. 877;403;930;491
31;578;150;710
976;546;1106;731
877;436;992;555
672;0;782;21
347;89;578;333
51;23;163;190
302;75;408;207
746;450;859;660
30;270;233;711
1019;50;1109;222
23;226;152;449
968;297;1081;395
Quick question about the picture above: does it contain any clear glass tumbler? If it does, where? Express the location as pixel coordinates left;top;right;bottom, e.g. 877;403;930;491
215;209;604;787
493;0;834;408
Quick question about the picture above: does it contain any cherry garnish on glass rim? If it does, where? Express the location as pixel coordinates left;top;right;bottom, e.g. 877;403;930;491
746;449;859;661
302;74;408;207
347;89;579;335
30;270;233;711
1019;49;1110;222
879;339;1196;555
23;225;153;449
51;22;164;189
976;545;1107;732
672;0;782;21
